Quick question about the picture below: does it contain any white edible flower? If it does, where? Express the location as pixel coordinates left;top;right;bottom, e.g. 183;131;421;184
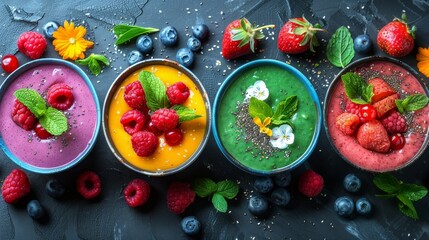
245;80;269;101
269;124;295;149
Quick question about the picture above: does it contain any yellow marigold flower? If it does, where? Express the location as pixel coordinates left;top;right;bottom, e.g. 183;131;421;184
253;117;272;136
417;47;429;78
53;20;94;60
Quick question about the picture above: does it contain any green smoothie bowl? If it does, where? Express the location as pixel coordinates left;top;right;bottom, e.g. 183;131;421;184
212;59;321;175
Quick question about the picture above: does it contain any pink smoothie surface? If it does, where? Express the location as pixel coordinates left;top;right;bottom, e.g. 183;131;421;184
326;61;429;172
0;64;98;169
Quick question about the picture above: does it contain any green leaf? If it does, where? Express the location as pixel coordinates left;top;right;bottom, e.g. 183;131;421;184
76;54;110;76
395;94;429;113
397;194;419;220
39;107;68;136
171;105;202;122
192;178;217;198
326;26;355;68
212;193;228;213
341;72;373;104
113;25;159;45
138;71;170;111
216;180;239;199
272;95;298;125
92;54;110;66
248;97;273;120
14;89;47;118
399;184;428;201
373;173;401;194
89;58;101;76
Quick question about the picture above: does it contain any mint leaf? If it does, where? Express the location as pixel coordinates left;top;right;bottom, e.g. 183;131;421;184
341;72;373;104
192;178;217;198
171;105;202;122
326;26;355;68
76;54;110;76
399;184;428;201
212;193;228;213
39;107;68;136
397;194;418;220
272;95;298;126
139;71;170;111
216;180;239;199
248;97;273;120
14;89;47;118
395;94;429;113
373;173;401;194
113;25;159;45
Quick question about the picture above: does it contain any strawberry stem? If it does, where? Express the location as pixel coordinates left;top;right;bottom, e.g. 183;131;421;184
253;24;276;32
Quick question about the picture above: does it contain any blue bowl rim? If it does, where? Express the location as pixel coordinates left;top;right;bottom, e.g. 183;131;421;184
212;59;322;175
0;58;101;174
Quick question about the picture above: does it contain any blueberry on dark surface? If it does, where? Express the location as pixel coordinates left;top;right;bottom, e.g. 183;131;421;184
127;50;144;65
181;216;201;236
334;196;354;217
270;188;290;207
46;179;65;198
192;23;209;41
354;34;372;54
273;172;292;187
27;200;45;220
343;173;362;193
159;26;178;47
175;48;194;68
186;37;202;52
248;195;269;216
253;176;274;194
356;197;372;216
43;21;60;40
136;35;153;54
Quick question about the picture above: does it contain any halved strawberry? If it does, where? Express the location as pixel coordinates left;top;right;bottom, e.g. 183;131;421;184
368;77;396;103
356;120;390;153
373;94;399;118
335;112;360;135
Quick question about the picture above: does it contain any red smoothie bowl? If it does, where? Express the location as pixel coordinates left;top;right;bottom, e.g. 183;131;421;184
324;56;429;172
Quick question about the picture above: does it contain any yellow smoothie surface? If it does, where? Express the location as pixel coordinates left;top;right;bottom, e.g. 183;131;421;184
108;64;207;173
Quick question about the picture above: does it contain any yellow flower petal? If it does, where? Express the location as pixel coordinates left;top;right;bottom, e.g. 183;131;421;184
253;117;262;127
52;20;93;60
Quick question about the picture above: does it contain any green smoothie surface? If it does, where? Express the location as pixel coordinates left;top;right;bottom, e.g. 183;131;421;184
217;65;317;171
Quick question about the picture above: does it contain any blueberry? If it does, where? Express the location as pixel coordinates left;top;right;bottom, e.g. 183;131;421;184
27;200;45;220
43;21;60;40
343;173;362;193
136;35;153;54
354;34;372;54
175;48;194;68
127;50;144;65
159;26;178;47
181;216;201;236
253;177;274;194
192;23;209;41
270;188;290;207
186;37;202;52
248;195;269;216
46;179;65;198
334;196;354;217
356;197;372;216
273;172;292;187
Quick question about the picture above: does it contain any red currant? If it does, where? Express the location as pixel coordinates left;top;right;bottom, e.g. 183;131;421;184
164;128;183;146
358;104;377;123
390;133;406;150
35;123;53;139
1;54;19;73
146;121;163;136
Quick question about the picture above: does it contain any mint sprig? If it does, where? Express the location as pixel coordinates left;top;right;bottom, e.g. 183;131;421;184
113;24;159;45
248;97;272;120
139;70;170;111
341;72;374;104
326;26;355;68
171;105;202;122
193;178;239;213
76;53;110;76
395;93;429;113
373;173;428;220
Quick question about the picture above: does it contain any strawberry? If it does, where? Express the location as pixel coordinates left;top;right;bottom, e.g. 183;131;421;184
368;77;396;103
377;13;416;58
373;94;399;118
356;120;390;153
221;18;274;60
335;112;360;135
277;16;325;54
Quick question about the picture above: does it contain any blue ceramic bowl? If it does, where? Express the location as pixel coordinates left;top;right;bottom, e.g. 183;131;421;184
0;58;101;174
212;59;321;175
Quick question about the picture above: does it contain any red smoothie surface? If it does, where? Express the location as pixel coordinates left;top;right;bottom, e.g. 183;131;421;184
326;61;429;172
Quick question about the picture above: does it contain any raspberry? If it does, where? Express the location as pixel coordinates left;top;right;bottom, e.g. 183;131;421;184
124;81;147;111
380;110;407;133
151;108;179;131
345;101;360;115
166;82;190;105
167;182;195;214
12;99;37;130
17;31;47;59
335;112;360;135
1;169;31;204
298;170;324;198
123;179;151;207
120;110;147;135
131;131;159;157
35;122;53;139
76;171;101;199
47;83;75;110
